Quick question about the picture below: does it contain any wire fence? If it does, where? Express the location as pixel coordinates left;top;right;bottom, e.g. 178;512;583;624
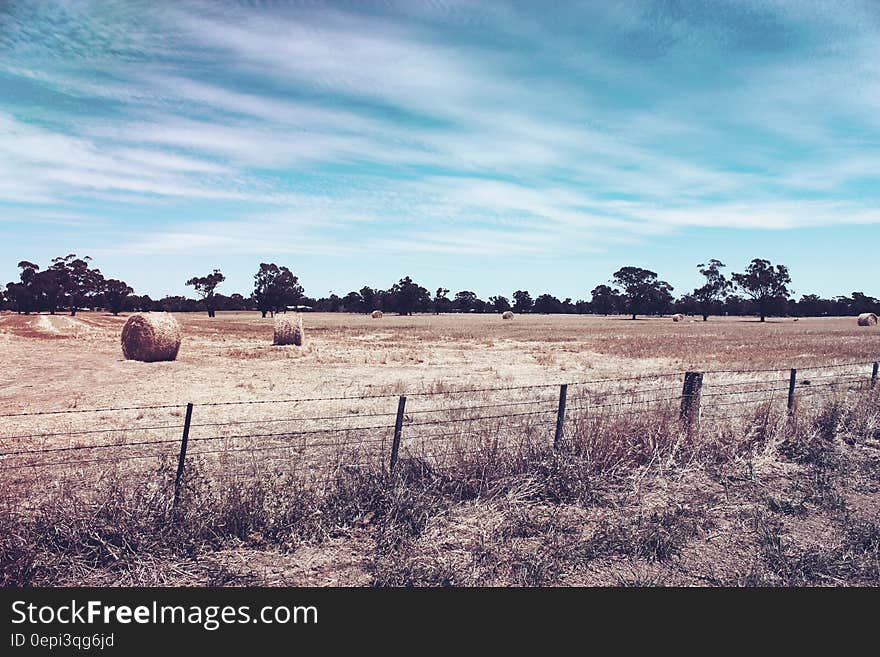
1;360;877;502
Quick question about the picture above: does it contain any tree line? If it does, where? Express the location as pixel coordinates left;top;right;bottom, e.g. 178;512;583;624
3;256;878;321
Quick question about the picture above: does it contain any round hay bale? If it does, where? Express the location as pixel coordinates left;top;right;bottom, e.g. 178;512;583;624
672;313;684;322
501;310;514;320
857;312;878;326
371;310;383;319
120;312;181;362
274;314;304;346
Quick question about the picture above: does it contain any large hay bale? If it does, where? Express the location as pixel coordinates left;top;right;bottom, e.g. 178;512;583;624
121;313;181;362
672;313;684;322
857;312;878;326
371;310;383;319
274;314;304;345
502;310;514;320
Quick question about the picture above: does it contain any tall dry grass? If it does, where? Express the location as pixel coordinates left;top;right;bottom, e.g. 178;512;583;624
3;385;878;586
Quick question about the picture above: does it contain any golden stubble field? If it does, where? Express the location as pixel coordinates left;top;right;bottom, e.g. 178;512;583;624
2;310;879;587
1;311;877;413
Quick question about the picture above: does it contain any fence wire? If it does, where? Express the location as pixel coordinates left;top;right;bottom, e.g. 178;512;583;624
1;360;876;494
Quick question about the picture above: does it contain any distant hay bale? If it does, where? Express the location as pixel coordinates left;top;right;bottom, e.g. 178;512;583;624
857;312;878;326
274;314;304;346
120;313;181;362
371;310;383;319
502;310;514;320
672;313;684;322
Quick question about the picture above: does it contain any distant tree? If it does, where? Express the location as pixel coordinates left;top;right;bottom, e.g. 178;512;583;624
103;279;133;315
512;290;533;313
126;294;155;312
186;269;226;317
644;280;674;316
34;267;66;315
374;290;388;312
590;284;618;315
533;293;562;314
674;294;698;316
317;294;343;312
611;266;673;319
341;291;364;313
360;286;378;313
849;292;880;315
693;259;731;321
831;295;852;315
387;276;430;315
252;263;303;317
454;290;479;313
160;295;200;312
12;261;40;314
575;299;591;314
275;269;303;311
51;254;104;315
731;259;792;322
488;295;511;313
17;260;39;285
253;263;281;317
722;294;746;316
230;293;252;311
5;282;29;314
797;294;824;317
433;287;451;314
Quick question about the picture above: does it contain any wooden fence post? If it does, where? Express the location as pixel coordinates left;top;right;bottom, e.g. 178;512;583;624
787;368;797;414
389;395;407;476
680;371;703;429
554;384;568;450
872;362;878;390
173;402;193;510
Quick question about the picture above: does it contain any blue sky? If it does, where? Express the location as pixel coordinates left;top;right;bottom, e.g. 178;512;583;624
2;0;879;300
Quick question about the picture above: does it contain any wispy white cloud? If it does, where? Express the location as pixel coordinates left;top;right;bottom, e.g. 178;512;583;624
1;0;879;278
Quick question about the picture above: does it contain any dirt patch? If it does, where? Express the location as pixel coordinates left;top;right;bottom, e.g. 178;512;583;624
199;532;374;586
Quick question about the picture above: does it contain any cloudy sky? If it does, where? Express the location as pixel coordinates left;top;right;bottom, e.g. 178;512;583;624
2;0;879;300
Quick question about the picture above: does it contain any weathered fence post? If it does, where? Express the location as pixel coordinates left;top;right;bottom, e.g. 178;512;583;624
554;384;568;450
680;371;703;429
872;362;878;390
173;402;193;510
389;395;407;476
787;368;797;414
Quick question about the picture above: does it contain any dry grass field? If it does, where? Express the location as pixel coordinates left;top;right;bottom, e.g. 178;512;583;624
1;311;877;411
1;310;879;587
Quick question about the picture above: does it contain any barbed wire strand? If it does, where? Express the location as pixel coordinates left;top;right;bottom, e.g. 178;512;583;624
0;451;171;472
0;423;183;441
0;436;181;457
0;403;182;418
